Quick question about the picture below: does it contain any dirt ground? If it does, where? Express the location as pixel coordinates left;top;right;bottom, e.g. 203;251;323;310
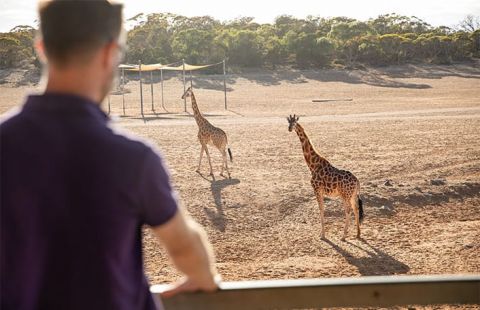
1;63;479;308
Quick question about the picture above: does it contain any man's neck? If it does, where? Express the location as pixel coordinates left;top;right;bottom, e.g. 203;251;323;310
44;65;103;104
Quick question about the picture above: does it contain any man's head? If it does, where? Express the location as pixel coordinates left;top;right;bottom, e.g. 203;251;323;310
37;0;124;103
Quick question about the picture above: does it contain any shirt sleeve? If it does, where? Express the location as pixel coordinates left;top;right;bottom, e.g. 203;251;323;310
138;148;179;226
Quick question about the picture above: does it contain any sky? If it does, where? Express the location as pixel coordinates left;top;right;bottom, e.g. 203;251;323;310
1;0;479;32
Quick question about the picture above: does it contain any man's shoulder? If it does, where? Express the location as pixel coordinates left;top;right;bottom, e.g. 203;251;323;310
105;125;161;161
0;107;24;131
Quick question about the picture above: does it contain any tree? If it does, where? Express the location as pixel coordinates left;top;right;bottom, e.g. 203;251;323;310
379;34;404;64
216;29;263;67
275;15;298;37
125;13;173;64
328;21;371;64
2;12;479;70
457;15;480;32
0;26;35;68
471;30;480;56
257;25;287;68
357;35;382;65
369;13;431;35
172;29;218;64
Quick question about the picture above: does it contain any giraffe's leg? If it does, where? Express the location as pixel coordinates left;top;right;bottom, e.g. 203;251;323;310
342;200;351;241
351;195;361;239
204;145;214;177
314;190;326;239
219;148;225;176
220;149;231;179
197;145;205;173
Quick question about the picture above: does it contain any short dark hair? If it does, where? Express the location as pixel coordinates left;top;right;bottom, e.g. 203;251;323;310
39;0;123;65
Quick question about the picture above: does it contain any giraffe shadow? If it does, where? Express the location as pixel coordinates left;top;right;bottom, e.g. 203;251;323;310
324;239;410;276
204;178;240;232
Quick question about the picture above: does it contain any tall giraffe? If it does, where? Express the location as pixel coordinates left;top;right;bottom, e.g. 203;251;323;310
182;87;232;179
287;115;364;240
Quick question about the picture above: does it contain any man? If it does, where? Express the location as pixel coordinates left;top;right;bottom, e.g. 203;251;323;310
0;1;218;309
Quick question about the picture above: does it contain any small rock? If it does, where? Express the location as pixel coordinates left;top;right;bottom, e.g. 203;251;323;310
384;180;393;187
430;179;446;186
379;205;395;213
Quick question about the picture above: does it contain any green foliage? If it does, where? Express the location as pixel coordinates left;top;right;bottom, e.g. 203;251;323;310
369;13;431;35
125;14;173;64
219;29;263;66
0;26;35;68
172;29;217;64
1;13;479;69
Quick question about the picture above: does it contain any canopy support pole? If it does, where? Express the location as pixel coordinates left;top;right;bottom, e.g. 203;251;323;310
139;60;144;119
223;59;227;110
150;71;154;112
161;69;166;112
190;70;193;89
182;59;186;112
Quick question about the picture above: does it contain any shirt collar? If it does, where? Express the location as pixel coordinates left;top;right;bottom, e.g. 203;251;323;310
23;93;109;124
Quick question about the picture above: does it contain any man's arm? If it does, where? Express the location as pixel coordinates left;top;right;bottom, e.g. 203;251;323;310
151;208;219;298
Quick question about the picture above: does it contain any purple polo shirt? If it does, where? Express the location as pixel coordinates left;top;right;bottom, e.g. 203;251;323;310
1;93;178;309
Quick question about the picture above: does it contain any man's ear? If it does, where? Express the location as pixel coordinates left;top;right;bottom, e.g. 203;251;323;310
35;38;47;64
101;41;118;69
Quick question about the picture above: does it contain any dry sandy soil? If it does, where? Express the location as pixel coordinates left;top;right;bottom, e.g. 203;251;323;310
1;63;479;308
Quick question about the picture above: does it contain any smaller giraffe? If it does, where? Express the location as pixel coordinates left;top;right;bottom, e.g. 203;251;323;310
182;87;232;179
287;114;364;240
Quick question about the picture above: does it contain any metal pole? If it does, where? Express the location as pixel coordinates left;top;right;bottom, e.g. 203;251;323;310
223;59;227;110
139;60;144;118
190;70;193;89
161;69;165;112
122;68;125;116
182;59;186;112
150;71;154;112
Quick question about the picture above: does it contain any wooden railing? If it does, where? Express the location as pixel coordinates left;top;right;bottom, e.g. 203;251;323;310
151;274;480;310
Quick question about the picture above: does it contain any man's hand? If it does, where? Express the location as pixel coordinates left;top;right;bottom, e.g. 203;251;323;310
159;274;220;298
152;208;219;298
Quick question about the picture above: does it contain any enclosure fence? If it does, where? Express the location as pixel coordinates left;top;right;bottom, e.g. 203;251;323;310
151;274;480;310
110;59;227;118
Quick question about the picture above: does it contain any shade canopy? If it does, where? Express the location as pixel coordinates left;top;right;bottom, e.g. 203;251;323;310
119;61;222;72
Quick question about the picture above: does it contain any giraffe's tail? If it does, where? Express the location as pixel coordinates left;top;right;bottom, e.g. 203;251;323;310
358;195;364;223
227;147;233;162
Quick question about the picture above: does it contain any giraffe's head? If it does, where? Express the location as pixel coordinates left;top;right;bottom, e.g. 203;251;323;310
287;114;300;132
181;86;193;99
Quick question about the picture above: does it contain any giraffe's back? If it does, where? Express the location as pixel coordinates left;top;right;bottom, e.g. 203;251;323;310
198;124;227;149
312;165;359;200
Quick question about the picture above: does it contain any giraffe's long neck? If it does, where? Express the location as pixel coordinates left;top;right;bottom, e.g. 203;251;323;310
191;93;206;127
294;123;326;172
